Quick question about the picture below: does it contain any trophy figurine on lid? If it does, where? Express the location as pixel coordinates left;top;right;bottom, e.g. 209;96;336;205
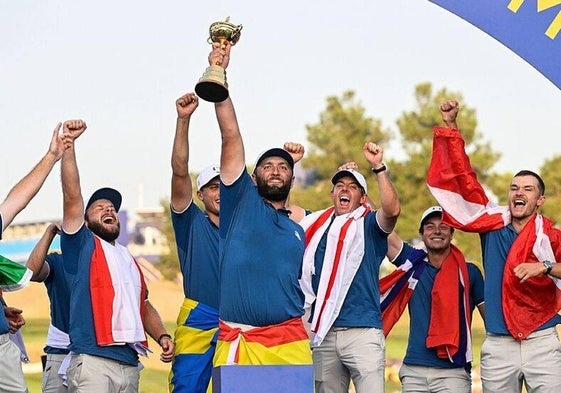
195;17;242;103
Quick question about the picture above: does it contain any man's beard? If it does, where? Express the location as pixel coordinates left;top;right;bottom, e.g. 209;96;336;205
87;220;120;242
256;177;291;202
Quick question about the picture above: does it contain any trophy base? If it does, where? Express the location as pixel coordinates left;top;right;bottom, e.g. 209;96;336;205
195;65;229;103
195;81;229;103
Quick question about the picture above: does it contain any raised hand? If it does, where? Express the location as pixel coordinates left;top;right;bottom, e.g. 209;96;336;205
338;161;359;171
62;119;87;142
176;93;199;119
283;142;305;164
48;122;72;160
440;100;460;129
363;142;384;167
209;41;231;69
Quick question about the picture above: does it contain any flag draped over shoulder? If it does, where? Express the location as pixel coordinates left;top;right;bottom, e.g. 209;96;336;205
299;205;370;347
428;0;561;90
90;236;148;347
427;125;561;341
380;245;473;365
380;248;427;336
0;254;32;292
502;214;561;340
426;244;472;365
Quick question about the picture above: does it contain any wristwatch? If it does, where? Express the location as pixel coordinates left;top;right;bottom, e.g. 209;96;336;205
371;163;387;174
543;260;553;275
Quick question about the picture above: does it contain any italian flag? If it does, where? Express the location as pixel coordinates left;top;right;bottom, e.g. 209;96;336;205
0;254;32;292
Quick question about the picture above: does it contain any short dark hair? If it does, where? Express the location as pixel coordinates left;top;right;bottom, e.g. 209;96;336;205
514;170;545;195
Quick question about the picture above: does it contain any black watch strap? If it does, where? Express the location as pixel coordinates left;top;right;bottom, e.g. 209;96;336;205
543;260;553;275
371;164;387;174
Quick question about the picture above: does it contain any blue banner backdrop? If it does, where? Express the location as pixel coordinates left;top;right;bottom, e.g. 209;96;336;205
429;0;561;89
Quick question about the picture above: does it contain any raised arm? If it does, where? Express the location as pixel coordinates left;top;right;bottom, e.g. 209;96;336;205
171;92;199;212
27;223;60;282
0;123;72;230
209;42;245;185
284;142;305;165
61;120;87;234
440;100;459;130
283;142;307;222
363;142;400;232
427;101;507;232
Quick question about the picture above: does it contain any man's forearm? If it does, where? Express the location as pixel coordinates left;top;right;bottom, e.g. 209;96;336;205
216;98;245;184
0;151;59;228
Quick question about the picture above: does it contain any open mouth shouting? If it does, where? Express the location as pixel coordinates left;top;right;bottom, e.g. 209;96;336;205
339;195;351;207
102;214;117;225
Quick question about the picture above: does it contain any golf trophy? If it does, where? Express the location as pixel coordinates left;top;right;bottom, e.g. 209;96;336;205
195;17;242;102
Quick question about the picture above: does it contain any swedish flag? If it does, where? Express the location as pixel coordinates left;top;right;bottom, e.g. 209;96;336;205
429;0;561;89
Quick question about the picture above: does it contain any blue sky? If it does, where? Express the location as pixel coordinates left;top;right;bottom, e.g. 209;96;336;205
1;0;559;223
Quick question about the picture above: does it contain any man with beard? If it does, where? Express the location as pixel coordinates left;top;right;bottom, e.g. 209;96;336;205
206;42;312;368
0;123;73;393
59;120;174;393
382;206;485;392
298;150;401;393
427;100;561;393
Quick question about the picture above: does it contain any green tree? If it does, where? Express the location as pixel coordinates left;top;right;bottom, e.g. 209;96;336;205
155;200;179;280
539;154;561;224
292;84;502;265
486;172;513;205
391;83;502;263
155;174;203;280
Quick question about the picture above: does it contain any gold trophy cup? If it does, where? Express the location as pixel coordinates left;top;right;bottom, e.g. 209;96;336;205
195;17;243;102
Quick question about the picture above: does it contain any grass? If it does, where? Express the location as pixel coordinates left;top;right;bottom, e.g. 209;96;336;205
6;280;487;393
6;280;183;393
24;369;172;393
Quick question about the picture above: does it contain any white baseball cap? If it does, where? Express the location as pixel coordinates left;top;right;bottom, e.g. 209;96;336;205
419;206;443;230
196;165;220;190
331;168;368;193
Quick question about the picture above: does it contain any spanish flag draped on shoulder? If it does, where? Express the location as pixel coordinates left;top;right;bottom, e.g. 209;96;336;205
428;0;561;90
0;254;32;292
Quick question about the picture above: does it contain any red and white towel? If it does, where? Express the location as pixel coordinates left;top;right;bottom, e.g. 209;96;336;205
299;205;370;346
90;236;148;347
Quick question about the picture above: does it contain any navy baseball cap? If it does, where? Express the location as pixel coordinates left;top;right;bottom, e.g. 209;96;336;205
85;187;122;212
253;148;294;172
